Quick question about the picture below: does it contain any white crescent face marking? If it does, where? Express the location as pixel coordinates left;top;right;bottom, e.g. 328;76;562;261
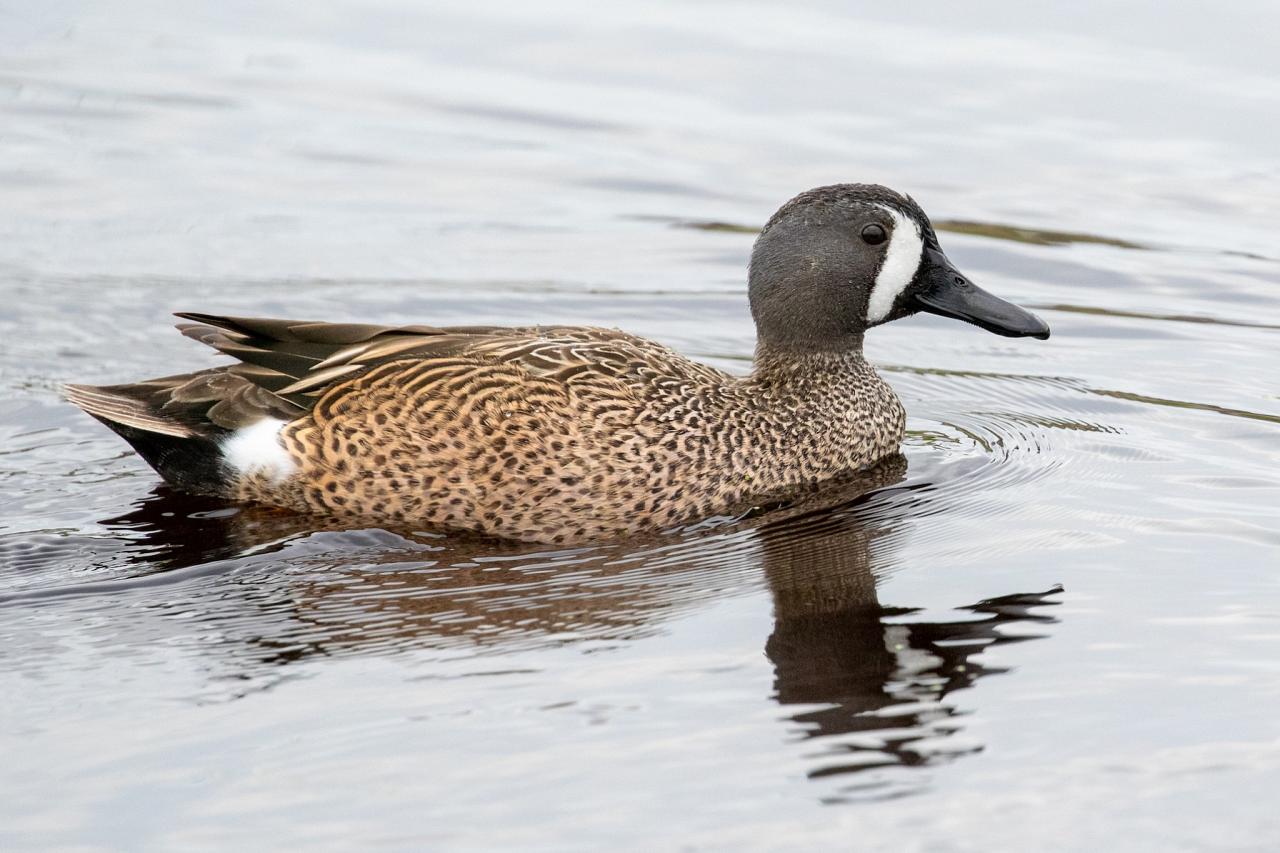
221;418;296;482
865;206;925;325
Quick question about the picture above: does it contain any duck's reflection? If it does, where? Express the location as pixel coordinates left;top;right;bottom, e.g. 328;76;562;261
759;506;1060;779
97;457;1062;789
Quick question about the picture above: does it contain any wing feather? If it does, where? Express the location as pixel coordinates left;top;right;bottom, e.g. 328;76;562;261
143;313;733;429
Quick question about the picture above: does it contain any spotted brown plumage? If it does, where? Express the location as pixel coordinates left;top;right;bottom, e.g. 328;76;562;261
66;183;1050;543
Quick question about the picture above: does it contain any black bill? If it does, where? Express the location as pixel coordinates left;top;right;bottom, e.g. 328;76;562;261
913;247;1051;339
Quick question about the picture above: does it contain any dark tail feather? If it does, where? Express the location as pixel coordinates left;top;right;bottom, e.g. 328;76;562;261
65;383;227;494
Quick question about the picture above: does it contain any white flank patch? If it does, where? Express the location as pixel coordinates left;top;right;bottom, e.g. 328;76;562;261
865;206;925;325
221;418;296;482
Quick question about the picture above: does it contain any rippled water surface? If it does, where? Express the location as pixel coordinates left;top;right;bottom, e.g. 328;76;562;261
2;2;1279;850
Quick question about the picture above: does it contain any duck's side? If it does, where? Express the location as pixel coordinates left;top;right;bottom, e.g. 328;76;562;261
68;315;905;544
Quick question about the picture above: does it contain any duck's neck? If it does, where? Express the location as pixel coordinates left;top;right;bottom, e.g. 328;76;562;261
737;338;903;490
750;339;872;387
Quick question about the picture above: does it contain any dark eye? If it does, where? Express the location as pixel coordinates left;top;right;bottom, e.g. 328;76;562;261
861;223;887;245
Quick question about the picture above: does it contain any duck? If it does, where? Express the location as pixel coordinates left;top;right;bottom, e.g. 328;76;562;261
66;183;1049;544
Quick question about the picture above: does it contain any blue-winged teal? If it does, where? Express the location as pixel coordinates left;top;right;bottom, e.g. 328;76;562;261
67;184;1049;543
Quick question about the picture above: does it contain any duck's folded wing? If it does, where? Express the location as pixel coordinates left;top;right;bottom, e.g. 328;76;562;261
175;313;730;416
175;312;518;407
65;314;480;440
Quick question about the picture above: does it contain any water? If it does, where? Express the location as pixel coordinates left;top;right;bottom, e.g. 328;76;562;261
2;1;1279;849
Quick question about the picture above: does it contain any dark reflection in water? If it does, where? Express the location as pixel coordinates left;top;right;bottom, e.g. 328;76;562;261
97;486;338;571
66;457;1062;793
758;493;1061;796
765;517;1058;782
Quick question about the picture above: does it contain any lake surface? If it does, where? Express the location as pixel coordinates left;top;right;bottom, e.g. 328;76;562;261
2;1;1279;849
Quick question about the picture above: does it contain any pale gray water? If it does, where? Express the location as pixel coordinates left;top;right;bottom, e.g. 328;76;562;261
1;2;1279;850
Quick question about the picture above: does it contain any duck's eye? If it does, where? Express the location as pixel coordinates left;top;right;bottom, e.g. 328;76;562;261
861;223;887;245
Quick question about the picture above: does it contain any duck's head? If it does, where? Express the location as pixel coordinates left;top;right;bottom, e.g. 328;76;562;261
748;184;1050;351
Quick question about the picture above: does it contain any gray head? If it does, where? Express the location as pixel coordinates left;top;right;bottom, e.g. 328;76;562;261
748;184;1049;351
